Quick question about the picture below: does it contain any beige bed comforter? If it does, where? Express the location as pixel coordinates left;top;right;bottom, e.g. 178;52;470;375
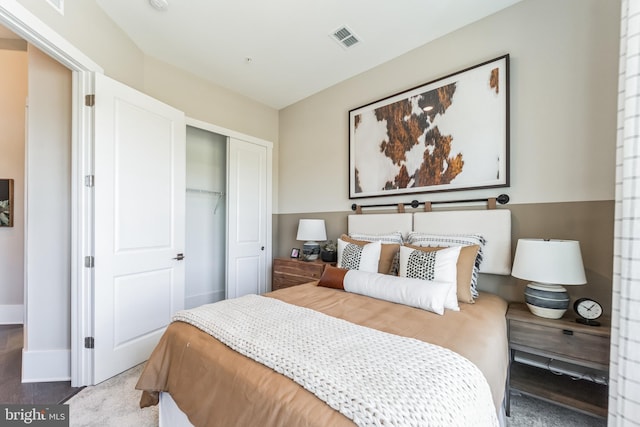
137;283;509;427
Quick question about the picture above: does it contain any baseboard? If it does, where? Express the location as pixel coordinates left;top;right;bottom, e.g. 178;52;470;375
185;290;224;309
22;348;71;382
0;304;24;324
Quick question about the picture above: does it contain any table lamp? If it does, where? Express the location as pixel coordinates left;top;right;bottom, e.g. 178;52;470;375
296;219;327;261
511;238;586;319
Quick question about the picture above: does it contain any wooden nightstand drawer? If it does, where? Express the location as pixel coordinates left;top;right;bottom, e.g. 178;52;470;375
272;258;328;291
275;259;325;278
509;320;610;367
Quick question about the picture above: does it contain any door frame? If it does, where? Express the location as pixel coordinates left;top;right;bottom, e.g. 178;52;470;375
0;0;101;386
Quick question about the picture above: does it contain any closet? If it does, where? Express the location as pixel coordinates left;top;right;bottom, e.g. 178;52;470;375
185;126;227;309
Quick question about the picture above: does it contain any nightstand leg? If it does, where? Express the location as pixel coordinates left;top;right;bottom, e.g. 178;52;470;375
506;348;514;417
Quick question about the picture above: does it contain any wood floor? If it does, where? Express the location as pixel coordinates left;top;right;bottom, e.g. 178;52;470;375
0;324;83;404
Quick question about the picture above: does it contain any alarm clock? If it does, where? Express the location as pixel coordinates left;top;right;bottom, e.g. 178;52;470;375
573;298;603;326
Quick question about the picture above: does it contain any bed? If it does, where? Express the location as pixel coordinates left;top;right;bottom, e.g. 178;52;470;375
136;209;512;427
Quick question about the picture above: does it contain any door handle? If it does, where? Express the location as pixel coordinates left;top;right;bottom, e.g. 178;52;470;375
173;253;185;261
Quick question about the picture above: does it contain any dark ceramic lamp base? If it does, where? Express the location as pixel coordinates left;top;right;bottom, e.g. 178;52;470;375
302;242;320;261
524;282;570;319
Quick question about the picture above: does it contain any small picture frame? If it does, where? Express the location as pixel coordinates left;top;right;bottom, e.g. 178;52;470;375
290;248;300;259
0;179;14;227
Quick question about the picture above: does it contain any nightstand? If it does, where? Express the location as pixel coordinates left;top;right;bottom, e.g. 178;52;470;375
506;303;610;418
272;258;331;291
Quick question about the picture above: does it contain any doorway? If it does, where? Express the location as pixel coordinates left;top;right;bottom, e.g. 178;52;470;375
185;126;227;309
0;25;74;383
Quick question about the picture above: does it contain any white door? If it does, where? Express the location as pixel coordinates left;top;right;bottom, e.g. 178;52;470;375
227;137;268;298
93;73;186;383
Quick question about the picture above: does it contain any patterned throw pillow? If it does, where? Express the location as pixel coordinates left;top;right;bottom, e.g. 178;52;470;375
399;245;461;311
406;233;486;298
405;250;438;281
337;239;381;273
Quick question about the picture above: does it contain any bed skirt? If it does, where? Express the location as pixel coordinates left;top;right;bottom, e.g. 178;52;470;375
159;392;193;427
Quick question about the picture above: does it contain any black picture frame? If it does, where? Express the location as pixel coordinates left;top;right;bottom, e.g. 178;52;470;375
349;54;510;199
0;179;14;227
290;248;300;259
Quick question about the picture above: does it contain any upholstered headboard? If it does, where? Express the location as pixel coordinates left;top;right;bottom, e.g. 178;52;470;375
347;213;413;240
347;210;511;275
412;210;511;275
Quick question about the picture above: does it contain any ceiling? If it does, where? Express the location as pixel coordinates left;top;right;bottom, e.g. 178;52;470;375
2;1;522;109
95;0;523;109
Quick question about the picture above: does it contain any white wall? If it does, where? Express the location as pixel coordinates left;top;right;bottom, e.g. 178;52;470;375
278;0;620;214
22;44;72;382
185;126;227;309
0;47;27;324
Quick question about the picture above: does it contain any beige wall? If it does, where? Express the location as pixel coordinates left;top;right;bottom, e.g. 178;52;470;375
278;0;618;214
14;0;279;144
0;48;27;317
23;45;72;373
17;0;145;89
142;56;279;144
13;0;281;220
276;0;620;314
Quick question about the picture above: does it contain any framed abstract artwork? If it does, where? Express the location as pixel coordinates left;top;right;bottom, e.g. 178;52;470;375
349;54;509;199
0;179;14;227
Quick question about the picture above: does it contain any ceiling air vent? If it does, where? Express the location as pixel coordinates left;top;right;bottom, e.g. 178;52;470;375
331;26;361;49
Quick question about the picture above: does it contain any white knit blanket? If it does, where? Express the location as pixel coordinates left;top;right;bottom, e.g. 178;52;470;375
172;294;498;427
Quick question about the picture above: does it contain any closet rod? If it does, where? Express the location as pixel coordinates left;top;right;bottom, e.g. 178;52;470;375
351;193;509;212
186;188;224;196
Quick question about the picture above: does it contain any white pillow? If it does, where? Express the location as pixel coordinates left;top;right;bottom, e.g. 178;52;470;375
337;239;381;273
343;270;453;315
399;245;461;311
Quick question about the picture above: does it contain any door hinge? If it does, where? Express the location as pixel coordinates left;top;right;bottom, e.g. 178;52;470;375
85;94;95;107
84;256;94;268
84;337;95;349
84;175;94;187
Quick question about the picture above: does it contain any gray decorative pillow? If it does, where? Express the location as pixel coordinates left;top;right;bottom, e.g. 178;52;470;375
348;231;403;245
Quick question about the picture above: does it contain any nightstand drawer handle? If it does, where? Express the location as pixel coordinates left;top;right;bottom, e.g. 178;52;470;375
562;329;574;336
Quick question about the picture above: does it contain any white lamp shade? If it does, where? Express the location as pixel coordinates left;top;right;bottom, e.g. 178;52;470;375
296;219;327;241
512;239;586;285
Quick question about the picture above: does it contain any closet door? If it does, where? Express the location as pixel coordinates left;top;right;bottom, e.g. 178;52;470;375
227;137;268;298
